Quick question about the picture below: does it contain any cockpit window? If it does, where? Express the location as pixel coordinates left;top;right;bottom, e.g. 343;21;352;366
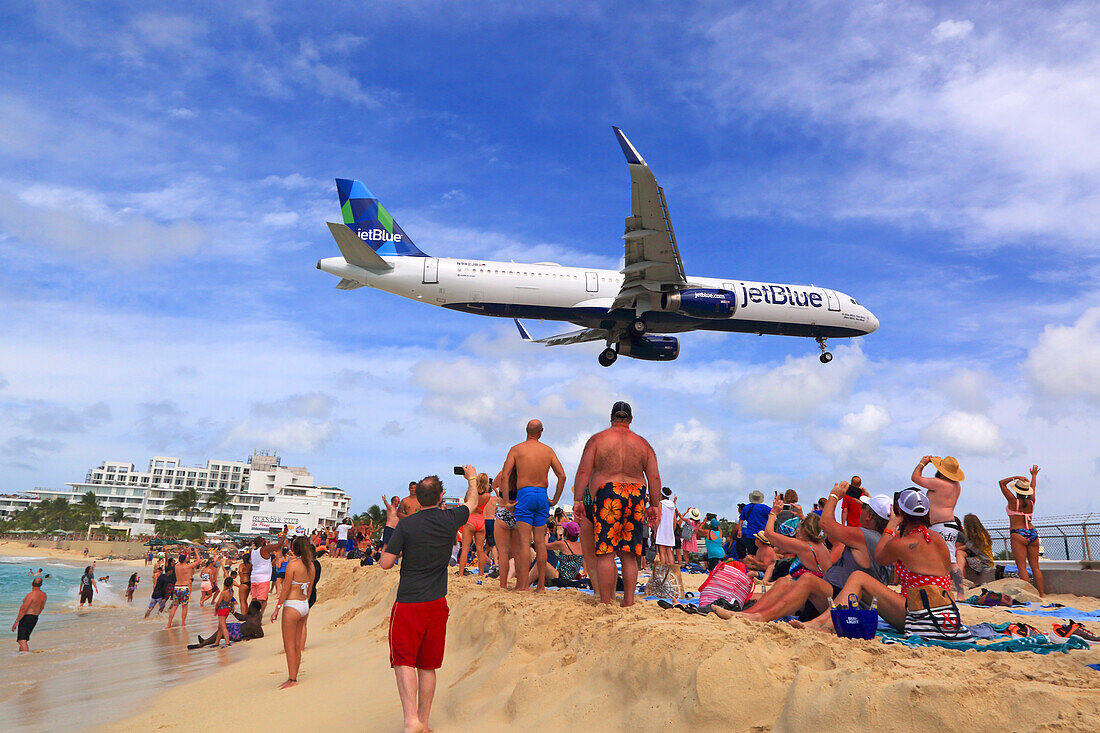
850;298;861;305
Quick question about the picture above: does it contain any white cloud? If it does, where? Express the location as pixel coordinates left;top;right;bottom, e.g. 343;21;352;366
812;403;890;467
656;418;723;465
931;19;974;42
919;410;1004;456
691;2;1100;246
729;344;867;421
942;368;994;412
223;417;337;453
1025;306;1100;401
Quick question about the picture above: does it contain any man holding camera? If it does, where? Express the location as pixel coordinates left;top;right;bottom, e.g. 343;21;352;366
381;466;479;733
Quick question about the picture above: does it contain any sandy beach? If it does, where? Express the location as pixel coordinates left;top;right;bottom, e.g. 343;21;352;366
99;560;1100;732
0;541;148;569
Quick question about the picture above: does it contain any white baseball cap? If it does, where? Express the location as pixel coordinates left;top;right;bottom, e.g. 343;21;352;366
897;488;929;517
859;494;892;520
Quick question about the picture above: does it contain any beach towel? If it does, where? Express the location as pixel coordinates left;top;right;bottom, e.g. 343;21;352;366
1005;604;1100;620
878;630;1089;654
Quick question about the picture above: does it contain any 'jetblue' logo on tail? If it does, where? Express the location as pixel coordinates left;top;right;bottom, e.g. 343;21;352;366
357;228;403;243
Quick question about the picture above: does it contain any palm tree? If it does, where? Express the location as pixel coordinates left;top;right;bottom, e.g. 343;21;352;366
210;514;234;533
109;507;131;523
43;497;75;530
78;491;102;525
204;487;232;521
166;488;199;521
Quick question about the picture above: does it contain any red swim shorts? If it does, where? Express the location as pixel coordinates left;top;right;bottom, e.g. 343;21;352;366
251;581;270;601
389;598;449;670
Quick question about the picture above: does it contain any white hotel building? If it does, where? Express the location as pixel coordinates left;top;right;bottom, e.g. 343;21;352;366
0;452;349;535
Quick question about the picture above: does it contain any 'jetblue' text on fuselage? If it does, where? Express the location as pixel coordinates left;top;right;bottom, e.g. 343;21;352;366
742;284;824;309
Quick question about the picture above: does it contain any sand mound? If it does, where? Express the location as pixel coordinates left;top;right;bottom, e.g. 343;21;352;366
107;561;1100;733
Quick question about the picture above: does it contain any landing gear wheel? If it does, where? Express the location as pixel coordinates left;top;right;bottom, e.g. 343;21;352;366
598;348;618;367
630;318;647;336
819;352;833;364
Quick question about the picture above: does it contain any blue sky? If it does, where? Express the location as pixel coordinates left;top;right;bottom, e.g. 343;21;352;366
2;1;1099;520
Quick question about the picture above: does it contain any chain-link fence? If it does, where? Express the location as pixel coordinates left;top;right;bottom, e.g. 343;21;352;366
980;514;1099;562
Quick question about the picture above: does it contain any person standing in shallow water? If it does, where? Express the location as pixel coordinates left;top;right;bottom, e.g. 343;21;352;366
13;577;47;652
572;401;662;607
78;566;97;607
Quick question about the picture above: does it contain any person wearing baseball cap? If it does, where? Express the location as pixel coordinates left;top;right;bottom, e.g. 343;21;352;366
793;486;970;642
999;464;1044;596
912;454;966;594
738;482;893;624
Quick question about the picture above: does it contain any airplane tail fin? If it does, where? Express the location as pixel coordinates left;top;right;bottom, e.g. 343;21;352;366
335;178;428;257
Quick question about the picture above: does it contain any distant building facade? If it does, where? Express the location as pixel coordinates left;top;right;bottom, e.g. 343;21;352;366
0;451;349;535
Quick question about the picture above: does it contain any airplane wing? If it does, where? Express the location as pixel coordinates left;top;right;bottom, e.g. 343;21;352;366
514;319;607;346
611;127;687;311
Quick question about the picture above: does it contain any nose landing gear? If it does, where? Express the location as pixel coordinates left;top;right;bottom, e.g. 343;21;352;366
816;336;833;364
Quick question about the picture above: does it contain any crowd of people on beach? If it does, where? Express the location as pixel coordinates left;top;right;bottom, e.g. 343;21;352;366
369;401;1060;733
5;400;1063;732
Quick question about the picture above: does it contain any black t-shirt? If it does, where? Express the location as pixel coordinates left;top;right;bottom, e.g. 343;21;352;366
386;505;470;603
152;572;172;598
79;573;94;591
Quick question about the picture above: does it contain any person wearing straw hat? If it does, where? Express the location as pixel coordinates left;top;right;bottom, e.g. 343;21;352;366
912;454;966;594
999;465;1044;596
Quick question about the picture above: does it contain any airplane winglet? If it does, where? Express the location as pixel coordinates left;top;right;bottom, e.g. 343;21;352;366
326;222;394;271
612;126;646;166
514;319;532;341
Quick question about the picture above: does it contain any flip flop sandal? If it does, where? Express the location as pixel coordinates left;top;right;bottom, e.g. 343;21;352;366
681;604;698;614
657;600;675;610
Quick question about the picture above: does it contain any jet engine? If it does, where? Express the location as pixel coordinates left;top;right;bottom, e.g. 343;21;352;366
659;288;735;319
618;335;680;361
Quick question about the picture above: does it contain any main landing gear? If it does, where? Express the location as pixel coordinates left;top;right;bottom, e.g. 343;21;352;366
598;347;618;367
816;336;833;364
630;317;647;336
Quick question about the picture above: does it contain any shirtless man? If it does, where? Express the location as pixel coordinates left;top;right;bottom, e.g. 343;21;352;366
397;482;421;520
501;419;567;592
912;454;966;595
166;550;202;628
382;494;400;550
572;402;661;607
13;577;47;652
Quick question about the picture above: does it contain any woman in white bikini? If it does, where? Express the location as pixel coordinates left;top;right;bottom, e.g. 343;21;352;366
271;535;317;689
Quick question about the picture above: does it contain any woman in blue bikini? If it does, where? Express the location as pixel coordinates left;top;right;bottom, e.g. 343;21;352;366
1000;465;1044;596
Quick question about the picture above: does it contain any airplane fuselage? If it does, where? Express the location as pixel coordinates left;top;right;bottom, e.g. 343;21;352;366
317;255;879;339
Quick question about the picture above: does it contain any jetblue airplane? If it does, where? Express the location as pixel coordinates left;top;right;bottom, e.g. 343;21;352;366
317;128;878;366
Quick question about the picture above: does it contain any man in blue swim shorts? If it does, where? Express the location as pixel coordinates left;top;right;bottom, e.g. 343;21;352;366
501;419;566;592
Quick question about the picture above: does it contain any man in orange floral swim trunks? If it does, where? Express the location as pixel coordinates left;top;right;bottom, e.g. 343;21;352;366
572;401;662;607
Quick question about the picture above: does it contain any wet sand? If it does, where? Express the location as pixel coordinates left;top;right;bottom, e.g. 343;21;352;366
0;558;248;733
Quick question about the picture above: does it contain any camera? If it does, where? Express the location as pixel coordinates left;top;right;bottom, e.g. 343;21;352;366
453;466;465;476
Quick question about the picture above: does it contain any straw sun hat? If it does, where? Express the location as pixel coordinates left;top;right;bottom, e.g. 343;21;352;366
1013;479;1034;496
931;455;965;482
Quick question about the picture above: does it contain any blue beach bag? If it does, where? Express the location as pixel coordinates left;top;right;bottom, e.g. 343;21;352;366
831;594;878;639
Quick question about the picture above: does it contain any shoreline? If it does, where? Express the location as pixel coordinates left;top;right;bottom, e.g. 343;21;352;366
103;561;1100;732
0;541;148;569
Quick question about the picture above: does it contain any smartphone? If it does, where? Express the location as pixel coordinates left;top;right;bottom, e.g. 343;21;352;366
453;466;464;476
892;491;901;513
783;503;791;511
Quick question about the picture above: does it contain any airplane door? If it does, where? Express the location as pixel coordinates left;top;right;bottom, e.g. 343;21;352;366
824;289;841;312
585;272;598;293
423;258;439;284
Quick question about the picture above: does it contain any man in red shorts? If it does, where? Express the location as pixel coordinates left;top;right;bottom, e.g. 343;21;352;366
381;466;478;733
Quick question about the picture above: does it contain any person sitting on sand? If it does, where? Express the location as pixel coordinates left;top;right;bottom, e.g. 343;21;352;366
956;513;995;585
711;496;830;621
723;485;890;623
546;520;586;587
795;488;971;641
1001;465;1044;596
187;600;264;649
